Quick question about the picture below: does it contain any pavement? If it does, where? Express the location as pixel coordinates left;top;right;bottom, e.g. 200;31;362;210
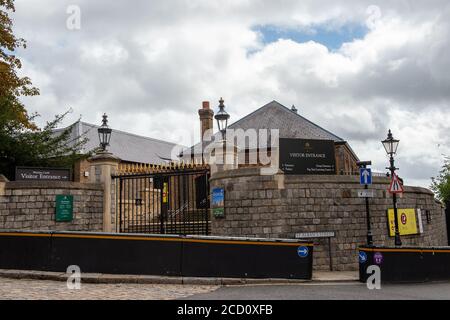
0;269;358;285
0;276;218;300
1;269;450;300
312;271;359;282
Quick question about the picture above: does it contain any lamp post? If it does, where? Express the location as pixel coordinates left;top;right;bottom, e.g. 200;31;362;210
382;129;402;246
214;97;230;140
98;113;112;152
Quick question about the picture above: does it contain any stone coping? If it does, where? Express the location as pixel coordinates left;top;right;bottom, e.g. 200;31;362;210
210;167;434;195
4;180;103;190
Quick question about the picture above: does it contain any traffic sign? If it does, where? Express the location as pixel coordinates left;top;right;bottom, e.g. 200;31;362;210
359;251;367;264
297;246;309;258
373;252;384;265
358;190;374;198
388;173;404;194
359;168;372;185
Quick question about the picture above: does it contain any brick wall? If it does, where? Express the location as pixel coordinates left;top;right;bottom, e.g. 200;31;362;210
0;181;104;232
210;168;447;271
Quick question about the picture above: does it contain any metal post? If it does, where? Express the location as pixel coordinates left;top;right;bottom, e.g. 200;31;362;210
358;161;374;247
160;176;167;234
390;155;402;246
119;178;123;233
328;237;333;271
365;184;374;246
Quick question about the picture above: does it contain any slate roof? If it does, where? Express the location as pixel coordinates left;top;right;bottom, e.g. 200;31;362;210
181;100;346;157
54;121;183;164
228;101;343;141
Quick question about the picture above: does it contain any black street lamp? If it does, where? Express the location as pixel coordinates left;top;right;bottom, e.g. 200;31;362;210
382;129;402;246
98;113;112;151
214;97;230;140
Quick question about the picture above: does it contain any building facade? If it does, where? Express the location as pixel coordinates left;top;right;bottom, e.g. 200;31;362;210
181;100;359;175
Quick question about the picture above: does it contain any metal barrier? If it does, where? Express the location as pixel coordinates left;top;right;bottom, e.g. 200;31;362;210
0;230;314;279
359;246;450;283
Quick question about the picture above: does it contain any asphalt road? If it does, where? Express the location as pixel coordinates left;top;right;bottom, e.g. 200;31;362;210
184;281;450;300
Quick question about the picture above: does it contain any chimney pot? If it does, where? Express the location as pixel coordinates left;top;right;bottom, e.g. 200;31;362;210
202;101;210;110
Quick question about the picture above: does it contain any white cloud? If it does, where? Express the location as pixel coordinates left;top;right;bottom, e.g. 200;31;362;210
10;0;450;188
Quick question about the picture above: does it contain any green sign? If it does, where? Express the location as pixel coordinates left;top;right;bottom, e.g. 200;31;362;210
55;195;73;222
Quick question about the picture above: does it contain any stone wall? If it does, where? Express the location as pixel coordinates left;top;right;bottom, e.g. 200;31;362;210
0;180;104;232
210;167;447;271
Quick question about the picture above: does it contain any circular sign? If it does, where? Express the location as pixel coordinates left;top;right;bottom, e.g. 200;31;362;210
401;213;407;225
359;251;367;264
373;252;384;265
297;246;309;258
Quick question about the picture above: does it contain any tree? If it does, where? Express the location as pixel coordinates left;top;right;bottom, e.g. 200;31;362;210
1;0;39;130
431;156;450;204
0;0;90;180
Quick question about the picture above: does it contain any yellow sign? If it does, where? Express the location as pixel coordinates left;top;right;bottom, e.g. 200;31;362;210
387;208;418;236
162;182;168;203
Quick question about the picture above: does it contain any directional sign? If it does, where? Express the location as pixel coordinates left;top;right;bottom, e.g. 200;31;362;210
388;172;404;194
358;190;374;198
359;168;372;185
297;246;309;258
359;251;367;264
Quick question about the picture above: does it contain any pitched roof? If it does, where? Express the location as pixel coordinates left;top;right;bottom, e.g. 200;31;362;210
54;121;183;164
228;100;344;141
181;100;345;156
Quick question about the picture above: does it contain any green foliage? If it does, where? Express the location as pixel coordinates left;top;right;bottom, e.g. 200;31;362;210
0;106;91;180
0;1;90;180
431;156;450;203
1;0;39;130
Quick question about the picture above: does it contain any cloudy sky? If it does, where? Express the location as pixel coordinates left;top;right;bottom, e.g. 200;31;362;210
10;0;450;187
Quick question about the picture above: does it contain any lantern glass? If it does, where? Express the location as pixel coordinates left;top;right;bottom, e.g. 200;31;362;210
216;116;228;133
214;98;230;139
381;130;399;155
98;114;112;151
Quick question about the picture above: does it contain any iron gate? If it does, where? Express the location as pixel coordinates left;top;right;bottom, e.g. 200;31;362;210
113;168;210;235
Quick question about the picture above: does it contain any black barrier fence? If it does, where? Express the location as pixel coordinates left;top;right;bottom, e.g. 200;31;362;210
359;246;450;283
0;231;313;279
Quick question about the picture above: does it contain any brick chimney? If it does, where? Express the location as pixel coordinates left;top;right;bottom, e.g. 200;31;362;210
198;101;214;141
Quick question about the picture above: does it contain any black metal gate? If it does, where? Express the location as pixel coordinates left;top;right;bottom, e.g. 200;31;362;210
113;168;210;235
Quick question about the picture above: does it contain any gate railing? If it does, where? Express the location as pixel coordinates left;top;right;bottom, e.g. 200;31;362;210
117;161;209;175
112;165;210;236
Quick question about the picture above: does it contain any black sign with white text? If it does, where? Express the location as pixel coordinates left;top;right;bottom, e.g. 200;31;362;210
279;138;336;175
15;167;71;181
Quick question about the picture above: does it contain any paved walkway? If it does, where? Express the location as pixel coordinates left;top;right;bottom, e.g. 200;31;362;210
0;276;219;300
0;269;359;300
312;271;359;282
